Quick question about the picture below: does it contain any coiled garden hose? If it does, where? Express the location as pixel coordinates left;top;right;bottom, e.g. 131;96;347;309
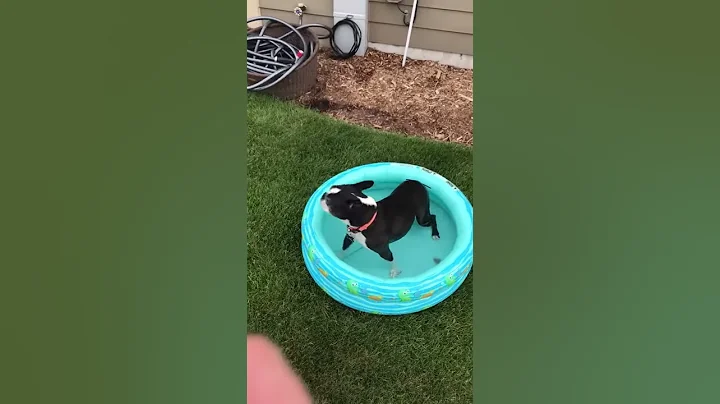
246;16;362;91
329;18;362;59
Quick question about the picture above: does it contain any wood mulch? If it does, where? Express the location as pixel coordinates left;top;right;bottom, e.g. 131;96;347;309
297;49;473;146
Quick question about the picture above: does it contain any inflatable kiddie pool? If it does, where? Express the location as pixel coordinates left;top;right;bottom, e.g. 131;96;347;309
301;162;473;315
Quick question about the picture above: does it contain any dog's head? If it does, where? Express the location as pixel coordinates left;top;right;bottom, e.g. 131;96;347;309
320;181;376;226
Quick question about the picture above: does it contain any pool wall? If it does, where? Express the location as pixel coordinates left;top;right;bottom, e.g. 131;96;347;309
300;162;474;315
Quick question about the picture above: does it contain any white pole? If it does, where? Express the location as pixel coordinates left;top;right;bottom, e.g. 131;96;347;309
401;0;418;67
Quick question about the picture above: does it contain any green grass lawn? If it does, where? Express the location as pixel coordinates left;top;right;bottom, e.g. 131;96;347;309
247;94;473;404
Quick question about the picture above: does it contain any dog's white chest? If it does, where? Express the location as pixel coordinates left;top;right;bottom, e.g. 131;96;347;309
348;230;369;249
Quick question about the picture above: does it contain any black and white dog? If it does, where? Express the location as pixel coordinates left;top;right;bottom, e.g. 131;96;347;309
320;180;440;278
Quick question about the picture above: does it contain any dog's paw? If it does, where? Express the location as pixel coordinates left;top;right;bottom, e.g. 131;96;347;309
389;268;402;278
432;235;440;240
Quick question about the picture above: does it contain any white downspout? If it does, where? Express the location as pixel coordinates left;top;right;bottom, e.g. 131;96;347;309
401;0;419;67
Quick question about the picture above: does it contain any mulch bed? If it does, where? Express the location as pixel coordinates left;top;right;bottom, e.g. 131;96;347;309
296;49;473;146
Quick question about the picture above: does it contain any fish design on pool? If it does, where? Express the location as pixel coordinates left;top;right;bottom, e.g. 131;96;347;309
308;246;316;262
398;289;414;302
443;274;457;287
346;280;365;295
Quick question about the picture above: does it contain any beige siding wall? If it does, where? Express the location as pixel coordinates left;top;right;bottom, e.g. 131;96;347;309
248;0;260;17
258;0;473;56
247;0;261;27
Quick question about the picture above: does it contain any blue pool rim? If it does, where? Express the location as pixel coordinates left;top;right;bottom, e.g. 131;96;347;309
301;162;473;315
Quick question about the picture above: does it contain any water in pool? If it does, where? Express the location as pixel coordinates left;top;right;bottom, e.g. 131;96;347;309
319;184;458;278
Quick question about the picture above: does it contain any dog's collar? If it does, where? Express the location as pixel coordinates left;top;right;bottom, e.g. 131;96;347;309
348;211;377;233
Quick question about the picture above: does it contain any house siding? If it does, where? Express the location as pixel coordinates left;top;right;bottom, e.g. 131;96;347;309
258;0;473;56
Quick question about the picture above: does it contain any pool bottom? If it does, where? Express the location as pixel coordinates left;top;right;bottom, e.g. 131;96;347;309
318;185;458;279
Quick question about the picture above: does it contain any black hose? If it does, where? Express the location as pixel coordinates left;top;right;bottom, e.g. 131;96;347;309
247;16;363;91
329;18;362;59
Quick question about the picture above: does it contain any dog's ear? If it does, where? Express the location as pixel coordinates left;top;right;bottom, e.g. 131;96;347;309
353;180;374;191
